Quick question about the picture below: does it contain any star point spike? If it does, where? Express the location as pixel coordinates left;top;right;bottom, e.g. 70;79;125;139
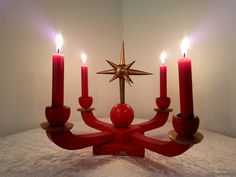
109;74;119;82
128;69;152;75
120;41;125;65
124;74;133;86
126;74;134;84
97;69;116;75
106;60;118;69
125;61;136;70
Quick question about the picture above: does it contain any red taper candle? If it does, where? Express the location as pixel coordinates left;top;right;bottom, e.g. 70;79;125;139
178;37;194;119
52;34;64;107
81;53;89;97
160;52;167;97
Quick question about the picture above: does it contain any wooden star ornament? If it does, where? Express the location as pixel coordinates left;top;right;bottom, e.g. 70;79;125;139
97;41;152;103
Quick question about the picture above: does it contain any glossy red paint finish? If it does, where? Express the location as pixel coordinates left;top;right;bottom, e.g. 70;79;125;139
172;114;199;138
45;106;70;126
110;104;134;128
156;97;170;109
42;96;201;157
78;96;93;109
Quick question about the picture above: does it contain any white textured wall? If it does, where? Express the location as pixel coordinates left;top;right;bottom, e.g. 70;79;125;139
1;0;236;138
0;0;123;136
123;0;236;137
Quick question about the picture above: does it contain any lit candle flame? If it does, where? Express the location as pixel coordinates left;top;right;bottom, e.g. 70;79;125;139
55;34;63;53
160;52;167;65
181;37;190;58
81;52;87;65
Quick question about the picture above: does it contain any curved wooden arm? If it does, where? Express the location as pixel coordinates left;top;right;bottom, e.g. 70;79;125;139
130;132;192;157
41;122;113;150
133;109;172;132
46;130;113;150
80;110;115;132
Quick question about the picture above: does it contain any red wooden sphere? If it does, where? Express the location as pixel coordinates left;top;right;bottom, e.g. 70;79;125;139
110;104;134;128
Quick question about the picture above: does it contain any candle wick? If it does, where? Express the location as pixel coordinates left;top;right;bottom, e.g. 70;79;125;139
57;49;60;53
183;53;186;58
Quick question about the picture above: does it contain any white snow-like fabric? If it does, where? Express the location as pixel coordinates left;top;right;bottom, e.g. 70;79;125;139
0;118;235;177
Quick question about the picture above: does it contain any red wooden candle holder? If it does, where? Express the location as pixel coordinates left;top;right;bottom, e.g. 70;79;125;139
41;96;203;157
41;42;203;158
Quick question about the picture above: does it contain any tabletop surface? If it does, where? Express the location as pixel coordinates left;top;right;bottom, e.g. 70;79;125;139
0;118;235;177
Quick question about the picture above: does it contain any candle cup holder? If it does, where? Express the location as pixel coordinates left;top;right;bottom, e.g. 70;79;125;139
168;114;203;144
172;114;199;138
78;96;93;109
156;97;170;109
45;106;70;126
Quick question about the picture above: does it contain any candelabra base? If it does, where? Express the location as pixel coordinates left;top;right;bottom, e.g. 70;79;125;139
93;143;145;157
41;97;203;157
